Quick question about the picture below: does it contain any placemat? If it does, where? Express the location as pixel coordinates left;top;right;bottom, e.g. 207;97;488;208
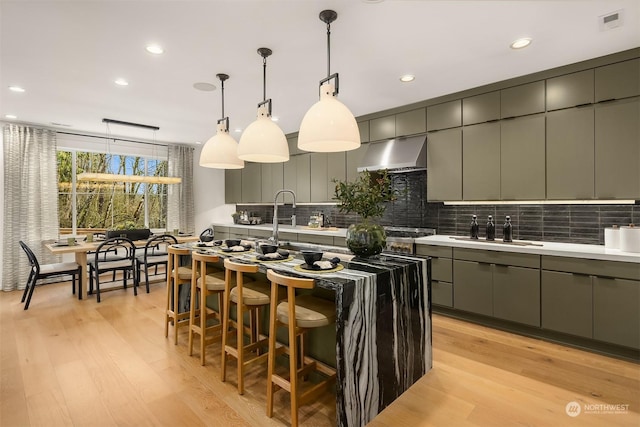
293;263;344;274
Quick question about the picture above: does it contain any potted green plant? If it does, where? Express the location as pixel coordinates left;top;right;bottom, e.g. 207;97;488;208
333;170;395;257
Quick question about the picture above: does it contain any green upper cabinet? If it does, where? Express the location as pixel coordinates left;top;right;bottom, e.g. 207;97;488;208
500;80;545;118
326;152;346;201
462;91;500;125
427;128;462;201
546;70;594;111
369;115;395;141
358;121;370;143
295;153;311;203
500;114;545;200
546;107;595;199
261;162;284;203
310;152;328;202
462;122;500;200
224;169;242;204
395;108;426;137
241;162;261;203
287;135;301;156
595;58;640;102
427;100;462;131
595;97;640;199
346;143;368;182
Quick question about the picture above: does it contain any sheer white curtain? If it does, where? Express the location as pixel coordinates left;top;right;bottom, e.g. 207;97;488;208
167;144;195;234
2;124;60;291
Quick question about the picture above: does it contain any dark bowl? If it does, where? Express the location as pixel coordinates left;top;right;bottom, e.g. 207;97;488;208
225;239;241;248
260;244;278;254
200;235;214;242
301;250;323;266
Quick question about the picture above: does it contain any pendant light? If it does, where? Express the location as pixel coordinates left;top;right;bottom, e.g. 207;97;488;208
237;48;289;162
298;10;360;153
199;73;244;169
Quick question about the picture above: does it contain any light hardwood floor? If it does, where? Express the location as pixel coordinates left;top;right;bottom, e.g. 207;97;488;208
1;279;638;426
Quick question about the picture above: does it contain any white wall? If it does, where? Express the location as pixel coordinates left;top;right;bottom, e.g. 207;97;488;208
192;145;236;233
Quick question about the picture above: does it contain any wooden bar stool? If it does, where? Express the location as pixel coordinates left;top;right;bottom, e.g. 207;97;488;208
220;258;272;394
188;251;225;365
265;269;337;427
165;245;198;345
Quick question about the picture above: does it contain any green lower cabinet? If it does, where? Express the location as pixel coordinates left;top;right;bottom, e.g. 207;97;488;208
432;280;453;307
541;270;593;338
593;277;640;349
453;260;493;316
493;265;540;327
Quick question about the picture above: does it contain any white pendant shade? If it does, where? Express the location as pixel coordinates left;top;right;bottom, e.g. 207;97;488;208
199;123;244;169
298;83;360;153
238;105;289;162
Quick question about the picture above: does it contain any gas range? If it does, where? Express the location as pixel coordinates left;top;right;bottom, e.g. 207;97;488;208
384;227;436;255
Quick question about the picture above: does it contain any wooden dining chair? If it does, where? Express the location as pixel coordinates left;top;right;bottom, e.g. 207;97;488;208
18;241;82;310
88;237;137;303
136;234;177;293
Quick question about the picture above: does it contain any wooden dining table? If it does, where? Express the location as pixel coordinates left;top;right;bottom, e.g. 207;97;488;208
45;235;199;299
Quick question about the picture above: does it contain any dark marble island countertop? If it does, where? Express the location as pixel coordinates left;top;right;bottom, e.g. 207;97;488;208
189;243;433;426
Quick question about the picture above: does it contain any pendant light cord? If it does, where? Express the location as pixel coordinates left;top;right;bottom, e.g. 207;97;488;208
220;78;225;119
262;55;267;102
326;21;331;78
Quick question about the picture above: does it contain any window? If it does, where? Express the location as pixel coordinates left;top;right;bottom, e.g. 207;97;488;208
57;150;168;232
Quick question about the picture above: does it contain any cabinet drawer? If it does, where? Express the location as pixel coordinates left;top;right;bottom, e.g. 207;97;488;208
541;256;640;280
299;234;334;246
213;226;229;235
454;248;539;268
416;244;453;258
248;229;271;238
432;257;452;282
278;231;298;242
228;226;249;237
432;281;453;307
333;236;347;247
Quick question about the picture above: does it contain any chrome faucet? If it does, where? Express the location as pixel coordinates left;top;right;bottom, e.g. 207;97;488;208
271;189;297;245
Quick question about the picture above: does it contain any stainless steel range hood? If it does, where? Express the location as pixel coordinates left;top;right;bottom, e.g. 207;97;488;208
357;134;426;173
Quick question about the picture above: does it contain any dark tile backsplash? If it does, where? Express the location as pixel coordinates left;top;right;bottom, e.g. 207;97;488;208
236;171;639;245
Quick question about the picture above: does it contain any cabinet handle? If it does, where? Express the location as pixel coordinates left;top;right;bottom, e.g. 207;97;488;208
575;103;593;108
597;98;617;104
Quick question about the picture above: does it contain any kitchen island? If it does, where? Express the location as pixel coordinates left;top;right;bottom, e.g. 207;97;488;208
192;239;431;426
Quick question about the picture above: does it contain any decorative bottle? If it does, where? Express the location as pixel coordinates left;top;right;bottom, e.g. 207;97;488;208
486;215;495;241
503;216;513;243
470;215;479;239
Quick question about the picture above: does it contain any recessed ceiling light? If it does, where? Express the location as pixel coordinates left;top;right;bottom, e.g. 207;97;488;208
195;141;202;145
5;114;17;119
193;82;216;91
115;78;129;86
234;128;242;133
271;116;279;122
510;37;532;49
8;86;25;93
146;45;164;54
400;74;415;83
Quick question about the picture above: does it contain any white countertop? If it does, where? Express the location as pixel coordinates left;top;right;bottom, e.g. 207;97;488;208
415;235;640;263
213;222;348;237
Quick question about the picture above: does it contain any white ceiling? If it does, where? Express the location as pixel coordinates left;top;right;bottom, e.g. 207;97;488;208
1;0;639;145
